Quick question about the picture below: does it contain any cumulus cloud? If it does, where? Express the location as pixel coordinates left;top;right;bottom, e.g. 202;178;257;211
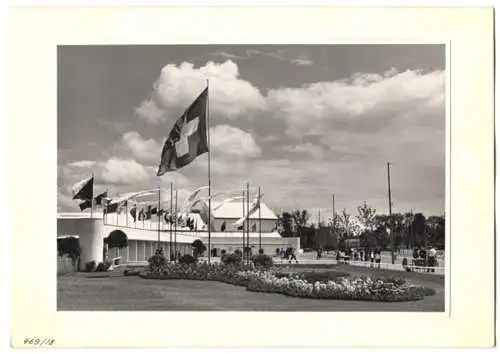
121;131;161;163
99;157;152;185
266;69;445;137
136;60;265;124
67;160;96;168
135;99;165;125
210;125;262;158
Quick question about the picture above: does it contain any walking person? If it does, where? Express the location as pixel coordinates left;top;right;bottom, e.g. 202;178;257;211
375;250;381;269
289;248;298;264
428;246;437;272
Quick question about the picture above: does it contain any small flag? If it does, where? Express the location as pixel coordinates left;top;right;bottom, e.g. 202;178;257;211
157;87;209;176
130;206;137;221
72;176;94;200
145;205;152;220
94;191;108;205
105;201;119;214
221;221;226;232
138;208;145;221
79;200;92;211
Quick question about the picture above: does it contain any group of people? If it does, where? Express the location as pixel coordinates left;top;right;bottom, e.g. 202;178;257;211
333;248;383;267
412;246;438;272
276;247;299;263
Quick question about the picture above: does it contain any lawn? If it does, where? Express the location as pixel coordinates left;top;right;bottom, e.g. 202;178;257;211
57;264;444;311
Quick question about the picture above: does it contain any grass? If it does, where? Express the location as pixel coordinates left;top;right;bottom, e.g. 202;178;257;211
58;264;444;311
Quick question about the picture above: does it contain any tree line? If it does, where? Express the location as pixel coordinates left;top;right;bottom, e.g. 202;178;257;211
277;202;445;251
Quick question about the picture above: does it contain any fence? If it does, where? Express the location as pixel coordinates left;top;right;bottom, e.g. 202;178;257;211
273;257;446;274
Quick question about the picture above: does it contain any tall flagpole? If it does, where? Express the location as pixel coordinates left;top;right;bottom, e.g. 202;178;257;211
258;186;262;251
170;182;173;261
246;181;250;264
134;201;137;229
206;79;212;264
90;173;94;219
242;189;245;255
174;188;178;261
157;185;161;250
387;162;395;264
125;200;128;227
332;193;336;247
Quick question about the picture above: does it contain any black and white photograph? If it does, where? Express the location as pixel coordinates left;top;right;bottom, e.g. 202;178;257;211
57;44;446;312
8;6;495;349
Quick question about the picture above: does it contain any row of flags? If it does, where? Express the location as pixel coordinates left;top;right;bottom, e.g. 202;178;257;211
71;175;108;212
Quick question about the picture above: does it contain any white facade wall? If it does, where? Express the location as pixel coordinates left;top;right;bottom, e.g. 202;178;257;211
57;215;104;268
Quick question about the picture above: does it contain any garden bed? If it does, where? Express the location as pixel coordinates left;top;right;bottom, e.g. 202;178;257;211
139;259;436;303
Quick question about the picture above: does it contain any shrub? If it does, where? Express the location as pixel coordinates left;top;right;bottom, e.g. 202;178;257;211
84;260;96;272
95;260;111;272
220;249;226;256
234;249;243;258
258;248;264;255
221;253;243;265
178;254;196;265
57;236;81;268
148;253;167;274
252;254;273;268
192;239;207;258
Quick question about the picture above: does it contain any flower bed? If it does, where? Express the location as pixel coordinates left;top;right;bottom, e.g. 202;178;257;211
139;259;434;302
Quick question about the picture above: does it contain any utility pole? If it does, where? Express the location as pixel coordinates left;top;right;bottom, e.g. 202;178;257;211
387;162;395;264
332;194;336;249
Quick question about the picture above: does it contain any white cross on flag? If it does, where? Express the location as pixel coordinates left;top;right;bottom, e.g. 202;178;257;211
157;87;209;176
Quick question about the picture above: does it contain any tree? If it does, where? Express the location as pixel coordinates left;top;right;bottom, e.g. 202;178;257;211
57;236;81;270
191;239;207;258
105;230;128;250
412;213;427;247
403;211;415;248
356;201;377;232
338;209;360;239
426;215;445;249
277;212;294;238
292;209;311;247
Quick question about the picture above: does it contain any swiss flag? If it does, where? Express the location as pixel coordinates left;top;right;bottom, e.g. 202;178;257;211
157;87;209;176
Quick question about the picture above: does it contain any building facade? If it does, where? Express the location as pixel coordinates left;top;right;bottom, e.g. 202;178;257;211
57;199;299;269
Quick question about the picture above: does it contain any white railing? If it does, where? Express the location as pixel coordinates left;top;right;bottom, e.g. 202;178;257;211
273;257;446;274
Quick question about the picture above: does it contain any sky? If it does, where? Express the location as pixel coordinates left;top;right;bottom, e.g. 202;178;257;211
58;44;446;220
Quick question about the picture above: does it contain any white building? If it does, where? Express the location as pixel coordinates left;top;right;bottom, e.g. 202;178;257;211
57;199;299;269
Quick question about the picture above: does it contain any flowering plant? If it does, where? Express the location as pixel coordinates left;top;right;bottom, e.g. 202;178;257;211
139;261;433;302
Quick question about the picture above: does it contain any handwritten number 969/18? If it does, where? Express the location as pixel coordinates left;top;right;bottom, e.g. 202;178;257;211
24;338;55;346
